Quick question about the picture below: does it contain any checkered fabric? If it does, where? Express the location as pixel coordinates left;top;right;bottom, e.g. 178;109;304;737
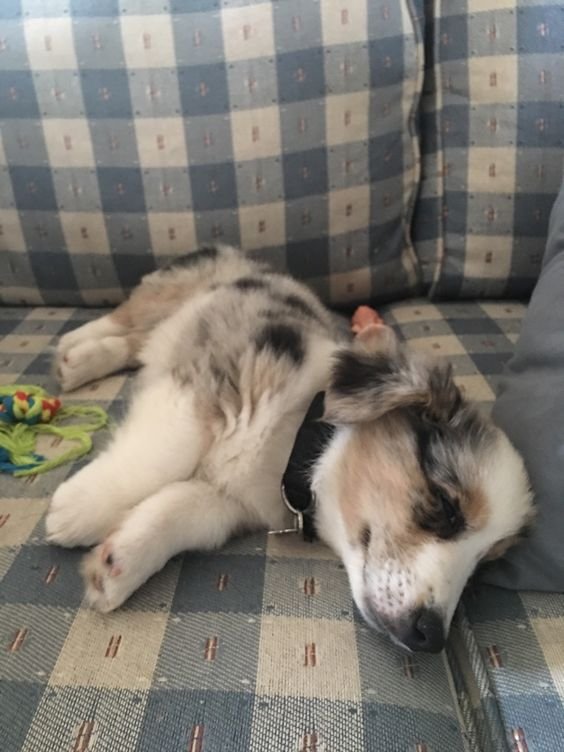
0;0;424;307
454;586;564;752
3;301;563;752
413;0;564;299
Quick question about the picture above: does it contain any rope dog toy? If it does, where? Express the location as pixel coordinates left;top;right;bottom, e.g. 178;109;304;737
0;384;108;476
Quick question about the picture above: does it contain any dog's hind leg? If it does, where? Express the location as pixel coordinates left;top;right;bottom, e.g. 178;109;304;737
55;273;183;391
46;376;210;548
54;246;248;391
54;294;156;392
81;480;245;612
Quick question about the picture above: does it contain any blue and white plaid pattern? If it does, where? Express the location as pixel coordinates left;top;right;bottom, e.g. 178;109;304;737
3;300;564;752
0;0;424;307
453;585;564;752
414;0;564;299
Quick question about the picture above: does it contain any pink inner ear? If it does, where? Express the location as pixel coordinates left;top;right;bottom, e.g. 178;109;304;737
351;305;384;334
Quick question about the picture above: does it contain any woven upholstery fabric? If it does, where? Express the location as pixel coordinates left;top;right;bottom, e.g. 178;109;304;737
454;586;564;752
0;0;424;307
414;0;564;299
2;300;563;752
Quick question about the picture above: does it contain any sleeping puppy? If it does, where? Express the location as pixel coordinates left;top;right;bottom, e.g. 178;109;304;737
46;245;533;653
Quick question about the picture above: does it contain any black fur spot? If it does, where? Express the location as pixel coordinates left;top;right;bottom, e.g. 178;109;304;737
255;323;304;364
331;352;395;396
405;410;443;476
281;294;318;319
167;246;218;269
233;277;268;291
427;364;463;421
258;309;284;321
360;525;372;550
407;402;494;491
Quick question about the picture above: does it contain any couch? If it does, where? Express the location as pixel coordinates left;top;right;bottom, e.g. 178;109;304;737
1;2;563;750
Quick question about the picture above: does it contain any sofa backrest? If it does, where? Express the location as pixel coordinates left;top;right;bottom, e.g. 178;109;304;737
0;1;424;307
1;1;562;307
414;0;564;299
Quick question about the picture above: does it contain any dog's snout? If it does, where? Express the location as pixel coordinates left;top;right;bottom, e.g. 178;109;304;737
396;608;445;653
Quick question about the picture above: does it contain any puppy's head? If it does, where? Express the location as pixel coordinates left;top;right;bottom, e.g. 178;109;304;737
317;325;533;653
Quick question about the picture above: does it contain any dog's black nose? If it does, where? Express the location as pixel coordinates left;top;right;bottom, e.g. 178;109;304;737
397;608;445;653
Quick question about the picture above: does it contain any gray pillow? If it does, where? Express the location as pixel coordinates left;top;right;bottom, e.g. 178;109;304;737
481;180;564;591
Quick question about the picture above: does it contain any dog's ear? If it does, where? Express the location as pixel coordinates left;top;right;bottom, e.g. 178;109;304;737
324;334;462;425
353;323;399;358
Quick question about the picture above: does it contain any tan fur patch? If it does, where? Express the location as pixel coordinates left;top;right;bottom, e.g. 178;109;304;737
462;486;489;531
337;418;427;553
111;279;190;332
336;413;492;556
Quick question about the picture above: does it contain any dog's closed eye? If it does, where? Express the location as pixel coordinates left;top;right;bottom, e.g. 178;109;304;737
438;492;463;535
414;489;466;540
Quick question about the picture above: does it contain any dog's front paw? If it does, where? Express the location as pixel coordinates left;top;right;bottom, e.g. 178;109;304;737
81;536;148;612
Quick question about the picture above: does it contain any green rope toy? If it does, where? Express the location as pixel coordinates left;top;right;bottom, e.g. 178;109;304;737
0;384;109;476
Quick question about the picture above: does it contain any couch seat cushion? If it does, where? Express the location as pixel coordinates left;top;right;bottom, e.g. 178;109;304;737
0;300;561;752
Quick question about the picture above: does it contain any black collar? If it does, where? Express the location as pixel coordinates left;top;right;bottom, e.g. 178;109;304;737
280;392;335;541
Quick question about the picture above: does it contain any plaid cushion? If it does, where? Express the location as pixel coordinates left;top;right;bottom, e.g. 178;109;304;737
414;0;563;299
0;0;424;307
451;586;564;752
2;301;563;752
